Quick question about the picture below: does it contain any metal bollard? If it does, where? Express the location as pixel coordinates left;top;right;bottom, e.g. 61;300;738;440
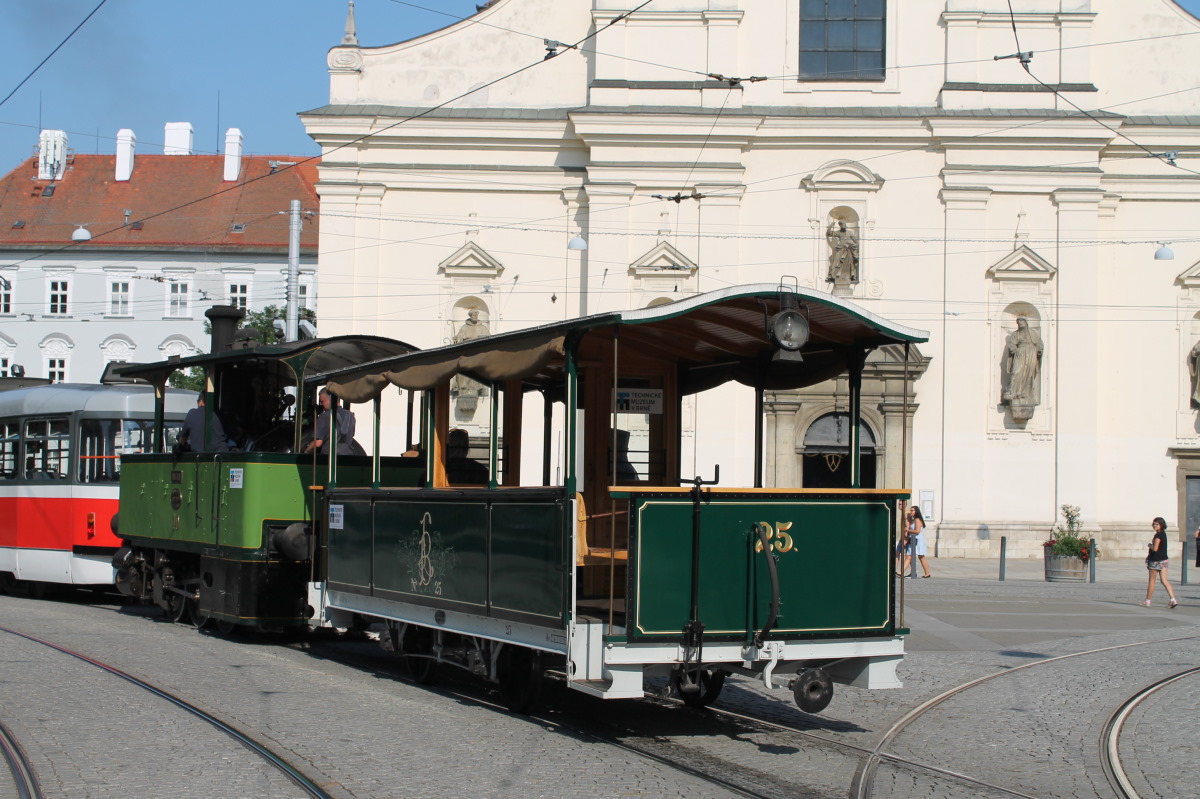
1183;541;1190;587
999;536;1006;581
1089;538;1096;584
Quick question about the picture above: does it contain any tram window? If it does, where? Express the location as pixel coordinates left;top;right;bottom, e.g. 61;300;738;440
23;418;70;480
0;421;17;480
78;419;184;482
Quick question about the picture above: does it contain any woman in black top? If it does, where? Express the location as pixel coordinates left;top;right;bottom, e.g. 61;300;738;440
1143;517;1178;608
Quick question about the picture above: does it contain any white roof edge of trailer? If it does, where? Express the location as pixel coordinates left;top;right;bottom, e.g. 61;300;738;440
617;283;930;343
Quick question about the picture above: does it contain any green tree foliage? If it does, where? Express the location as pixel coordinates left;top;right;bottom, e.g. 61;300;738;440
240;304;317;345
168;367;204;392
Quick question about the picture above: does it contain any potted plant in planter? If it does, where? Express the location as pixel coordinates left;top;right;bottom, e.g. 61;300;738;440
1044;504;1096;582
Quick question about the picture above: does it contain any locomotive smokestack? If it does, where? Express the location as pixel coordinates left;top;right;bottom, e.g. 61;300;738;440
205;305;246;353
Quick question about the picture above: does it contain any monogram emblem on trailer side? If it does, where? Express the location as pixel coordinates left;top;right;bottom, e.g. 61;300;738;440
396;511;459;596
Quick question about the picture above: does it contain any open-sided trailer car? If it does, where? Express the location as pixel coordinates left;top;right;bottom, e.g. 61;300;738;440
310;283;929;713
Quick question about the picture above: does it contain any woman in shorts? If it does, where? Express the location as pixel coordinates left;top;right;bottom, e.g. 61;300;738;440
1143;517;1178;608
902;506;931;578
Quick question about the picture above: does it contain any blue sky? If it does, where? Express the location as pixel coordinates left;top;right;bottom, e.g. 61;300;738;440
0;0;482;171
1;0;1198;174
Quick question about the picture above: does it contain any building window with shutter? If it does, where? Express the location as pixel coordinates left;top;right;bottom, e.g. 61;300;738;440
799;0;885;81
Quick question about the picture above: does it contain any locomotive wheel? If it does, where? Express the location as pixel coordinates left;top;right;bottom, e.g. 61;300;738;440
497;646;544;714
791;667;834;714
671;667;727;709
165;592;191;625
401;625;438;685
188;598;209;629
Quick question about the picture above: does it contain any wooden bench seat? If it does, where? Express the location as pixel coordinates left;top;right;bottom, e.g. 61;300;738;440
575;493;628;567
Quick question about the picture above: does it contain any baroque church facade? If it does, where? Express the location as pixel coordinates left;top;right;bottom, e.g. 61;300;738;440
302;0;1200;558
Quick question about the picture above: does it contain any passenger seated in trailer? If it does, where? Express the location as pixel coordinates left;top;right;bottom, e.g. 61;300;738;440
305;388;365;456
445;428;488;484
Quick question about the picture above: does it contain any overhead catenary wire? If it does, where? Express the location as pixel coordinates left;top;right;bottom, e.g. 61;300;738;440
0;0;656;273
4;1;1198;305
0;0;109;112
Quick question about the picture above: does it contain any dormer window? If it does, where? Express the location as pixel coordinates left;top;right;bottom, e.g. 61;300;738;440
230;223;247;234
11;220;25;229
41;185;55;197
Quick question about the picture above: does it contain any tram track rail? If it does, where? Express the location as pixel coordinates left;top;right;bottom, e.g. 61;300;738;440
0;625;333;799
1099;666;1200;799
39;612;1187;799
681;635;1200;799
846;635;1199;799
0;717;43;799
300;629;1200;799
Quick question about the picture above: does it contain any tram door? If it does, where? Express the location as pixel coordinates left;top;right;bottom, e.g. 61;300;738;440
579;369;676;597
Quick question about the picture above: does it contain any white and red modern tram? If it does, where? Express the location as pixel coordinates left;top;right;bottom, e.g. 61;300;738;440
0;381;194;588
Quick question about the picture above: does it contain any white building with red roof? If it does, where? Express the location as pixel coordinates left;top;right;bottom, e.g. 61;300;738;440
0;124;319;381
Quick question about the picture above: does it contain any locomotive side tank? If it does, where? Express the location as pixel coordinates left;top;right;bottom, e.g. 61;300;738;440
113;320;420;628
311;283;928;713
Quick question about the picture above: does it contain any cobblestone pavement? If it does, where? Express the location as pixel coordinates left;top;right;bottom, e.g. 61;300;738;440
0;557;1196;799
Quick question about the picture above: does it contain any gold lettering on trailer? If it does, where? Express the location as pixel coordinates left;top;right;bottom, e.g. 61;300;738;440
754;521;795;553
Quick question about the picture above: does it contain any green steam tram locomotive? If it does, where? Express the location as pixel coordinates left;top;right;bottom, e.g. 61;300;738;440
115;285;927;714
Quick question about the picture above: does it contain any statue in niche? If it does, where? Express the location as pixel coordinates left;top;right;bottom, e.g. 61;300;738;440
452;308;489;420
1002;316;1044;422
1188;339;1200;408
826;220;859;284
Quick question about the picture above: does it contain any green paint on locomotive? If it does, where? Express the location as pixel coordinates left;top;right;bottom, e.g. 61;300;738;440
620;491;902;642
119;454;422;554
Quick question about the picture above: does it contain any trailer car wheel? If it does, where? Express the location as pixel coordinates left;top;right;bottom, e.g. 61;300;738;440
498;646;543;714
215;619;237;636
401;625;438;685
671;668;726;708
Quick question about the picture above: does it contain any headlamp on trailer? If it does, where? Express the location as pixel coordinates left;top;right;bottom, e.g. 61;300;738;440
767;291;809;362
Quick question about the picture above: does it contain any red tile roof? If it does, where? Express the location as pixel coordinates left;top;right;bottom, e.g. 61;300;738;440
0;154;320;252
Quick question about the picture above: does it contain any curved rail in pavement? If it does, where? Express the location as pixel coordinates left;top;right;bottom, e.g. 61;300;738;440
0;625;332;799
1100;666;1200;799
0;718;43;799
850;635;1200;799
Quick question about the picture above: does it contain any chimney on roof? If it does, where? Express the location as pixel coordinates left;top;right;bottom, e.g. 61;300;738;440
163;122;193;155
115;129;136;181
37;130;68;181
223;128;243;181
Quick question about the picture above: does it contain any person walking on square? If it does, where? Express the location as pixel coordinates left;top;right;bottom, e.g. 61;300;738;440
1143;517;1178;608
902;506;931;578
